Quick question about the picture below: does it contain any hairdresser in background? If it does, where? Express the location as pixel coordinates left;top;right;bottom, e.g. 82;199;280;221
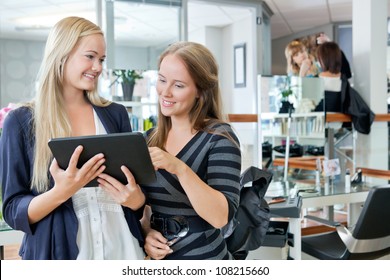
316;33;352;80
315;41;343;112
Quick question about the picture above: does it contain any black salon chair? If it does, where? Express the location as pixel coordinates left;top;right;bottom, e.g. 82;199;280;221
301;185;390;259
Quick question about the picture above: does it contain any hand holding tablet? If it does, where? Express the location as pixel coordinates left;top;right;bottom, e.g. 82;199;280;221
48;132;156;187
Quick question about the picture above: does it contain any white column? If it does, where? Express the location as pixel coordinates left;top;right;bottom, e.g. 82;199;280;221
104;0;115;70
352;0;388;177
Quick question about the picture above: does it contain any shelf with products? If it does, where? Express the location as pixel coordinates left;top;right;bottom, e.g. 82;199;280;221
261;112;325;146
257;75;327;167
116;101;158;132
102;70;159;132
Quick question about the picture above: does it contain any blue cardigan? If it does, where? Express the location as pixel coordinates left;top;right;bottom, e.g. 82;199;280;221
0;103;144;259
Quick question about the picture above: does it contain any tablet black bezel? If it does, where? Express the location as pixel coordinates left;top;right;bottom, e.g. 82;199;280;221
48;132;156;187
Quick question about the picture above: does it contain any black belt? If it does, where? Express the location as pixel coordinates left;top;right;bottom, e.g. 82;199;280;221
150;213;213;241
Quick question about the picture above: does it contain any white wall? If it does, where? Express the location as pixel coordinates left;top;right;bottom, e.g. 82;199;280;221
115;45;150;70
0;39;44;107
230;16;256;114
188;15;256;169
0;38;155;108
189;16;254;115
352;0;388;176
188;28;206;45
220;16;257;158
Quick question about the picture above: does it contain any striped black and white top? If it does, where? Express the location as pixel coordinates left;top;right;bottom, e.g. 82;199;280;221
143;123;242;259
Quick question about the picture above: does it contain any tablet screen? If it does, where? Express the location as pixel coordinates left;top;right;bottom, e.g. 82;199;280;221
48;132;156;187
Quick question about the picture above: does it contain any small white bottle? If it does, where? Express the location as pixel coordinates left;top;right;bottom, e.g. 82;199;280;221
315;169;320;185
315;158;321;186
345;169;351;192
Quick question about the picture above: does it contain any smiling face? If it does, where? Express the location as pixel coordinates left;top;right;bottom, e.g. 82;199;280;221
156;54;198;120
63;34;106;94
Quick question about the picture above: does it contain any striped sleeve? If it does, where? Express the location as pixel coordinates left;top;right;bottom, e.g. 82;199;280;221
207;124;241;222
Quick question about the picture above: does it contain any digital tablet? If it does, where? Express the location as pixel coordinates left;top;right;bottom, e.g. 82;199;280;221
48;132;156;187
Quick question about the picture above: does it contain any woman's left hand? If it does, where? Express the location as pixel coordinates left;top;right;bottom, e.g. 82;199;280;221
144;229;173;260
97;165;145;210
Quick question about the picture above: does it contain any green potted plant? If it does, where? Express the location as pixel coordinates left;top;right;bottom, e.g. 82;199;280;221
279;76;296;113
110;69;143;101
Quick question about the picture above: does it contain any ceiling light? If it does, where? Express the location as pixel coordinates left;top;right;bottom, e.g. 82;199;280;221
15;25;51;31
13;12;96;31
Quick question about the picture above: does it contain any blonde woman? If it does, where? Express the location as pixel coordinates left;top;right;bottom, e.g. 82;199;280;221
0;17;145;259
285;40;320;77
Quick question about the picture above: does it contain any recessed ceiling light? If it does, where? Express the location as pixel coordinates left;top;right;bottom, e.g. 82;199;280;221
12;12;96;31
15;25;51;31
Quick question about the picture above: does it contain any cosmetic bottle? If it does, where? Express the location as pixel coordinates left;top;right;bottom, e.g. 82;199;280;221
345;169;351;192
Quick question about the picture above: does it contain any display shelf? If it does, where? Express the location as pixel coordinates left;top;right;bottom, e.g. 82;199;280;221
116;101;157;131
260;112;326;147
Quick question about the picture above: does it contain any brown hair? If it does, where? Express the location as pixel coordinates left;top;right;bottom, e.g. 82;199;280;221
148;41;236;149
316;42;342;74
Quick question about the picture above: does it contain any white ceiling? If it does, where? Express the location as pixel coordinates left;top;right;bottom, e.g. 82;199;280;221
264;0;354;39
0;0;251;47
0;0;388;46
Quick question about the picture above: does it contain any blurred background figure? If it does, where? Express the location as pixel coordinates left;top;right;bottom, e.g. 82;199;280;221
316;33;352;79
285;40;320;77
316;41;343;112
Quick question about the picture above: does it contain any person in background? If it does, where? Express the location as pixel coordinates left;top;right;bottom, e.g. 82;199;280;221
285;40;320;77
314;41;343;112
316;33;352;79
141;41;242;259
0;16;145;260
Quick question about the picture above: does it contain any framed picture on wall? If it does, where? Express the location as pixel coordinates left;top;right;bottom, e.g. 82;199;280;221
234;43;246;88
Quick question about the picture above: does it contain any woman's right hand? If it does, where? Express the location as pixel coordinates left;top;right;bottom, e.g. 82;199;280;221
144;229;173;260
49;145;106;199
27;145;106;224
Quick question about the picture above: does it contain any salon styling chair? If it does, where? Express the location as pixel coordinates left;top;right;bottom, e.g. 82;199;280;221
301;185;390;259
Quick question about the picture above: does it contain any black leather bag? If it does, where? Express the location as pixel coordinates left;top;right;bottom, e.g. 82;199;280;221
341;75;375;134
222;166;272;260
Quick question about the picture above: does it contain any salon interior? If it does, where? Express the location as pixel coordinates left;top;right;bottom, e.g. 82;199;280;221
1;0;390;260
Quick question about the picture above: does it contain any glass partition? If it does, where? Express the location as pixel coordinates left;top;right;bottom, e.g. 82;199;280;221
258;75;326;172
259;75;325;114
111;0;181;70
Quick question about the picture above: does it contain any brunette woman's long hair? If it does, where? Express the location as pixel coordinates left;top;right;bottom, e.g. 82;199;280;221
148;41;238;149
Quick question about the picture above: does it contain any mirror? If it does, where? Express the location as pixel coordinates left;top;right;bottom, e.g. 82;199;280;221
258;75;326;169
259;75;325;114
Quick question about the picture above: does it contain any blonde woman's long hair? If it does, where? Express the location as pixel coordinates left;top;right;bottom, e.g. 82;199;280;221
32;16;110;193
148;41;238;149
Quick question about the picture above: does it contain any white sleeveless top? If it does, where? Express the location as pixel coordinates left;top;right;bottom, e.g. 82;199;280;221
322;76;342;92
72;110;145;260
